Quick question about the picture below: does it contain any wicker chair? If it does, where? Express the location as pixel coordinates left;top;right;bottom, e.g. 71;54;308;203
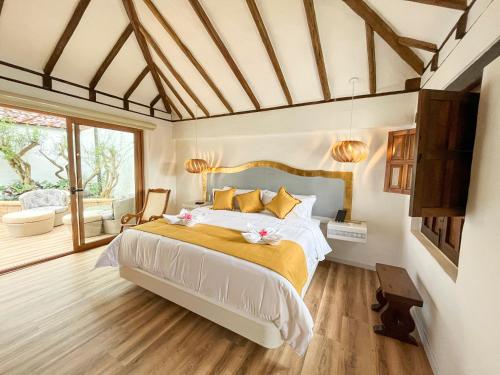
120;188;171;232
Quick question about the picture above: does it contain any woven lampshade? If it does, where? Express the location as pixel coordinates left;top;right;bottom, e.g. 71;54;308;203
331;140;368;163
185;158;209;173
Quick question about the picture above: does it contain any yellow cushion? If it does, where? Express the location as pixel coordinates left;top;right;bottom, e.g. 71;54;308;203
212;188;235;210
235;190;264;213
265;186;301;219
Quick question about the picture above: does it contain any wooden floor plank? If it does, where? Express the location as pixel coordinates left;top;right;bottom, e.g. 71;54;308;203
0;248;433;374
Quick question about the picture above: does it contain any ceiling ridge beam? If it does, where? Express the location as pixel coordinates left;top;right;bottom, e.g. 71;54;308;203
156;64;195;118
44;0;91;78
365;23;376;95
124;66;149;99
122;0;172;116
343;0;424;75
188;0;260;110
398;36;437;52
246;0;293;105
143;0;233;113
404;0;467;10
141;25;210;117
89;24;133;90
303;0;331;100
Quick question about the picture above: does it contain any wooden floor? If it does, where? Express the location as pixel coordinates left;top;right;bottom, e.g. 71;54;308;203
0;249;433;375
0;223;109;272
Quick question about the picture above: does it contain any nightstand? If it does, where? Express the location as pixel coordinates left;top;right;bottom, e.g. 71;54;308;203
182;201;211;210
327;220;367;243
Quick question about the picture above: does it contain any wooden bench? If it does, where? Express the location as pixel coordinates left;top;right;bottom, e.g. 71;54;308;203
371;263;423;345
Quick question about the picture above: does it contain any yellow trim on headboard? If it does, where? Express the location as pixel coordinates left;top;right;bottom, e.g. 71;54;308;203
202;160;353;220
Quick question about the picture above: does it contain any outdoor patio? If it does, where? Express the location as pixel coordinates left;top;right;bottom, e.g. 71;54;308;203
0;222;73;272
0;221;112;272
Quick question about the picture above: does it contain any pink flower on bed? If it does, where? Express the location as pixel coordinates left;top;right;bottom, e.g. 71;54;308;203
181;213;193;220
259;229;268;238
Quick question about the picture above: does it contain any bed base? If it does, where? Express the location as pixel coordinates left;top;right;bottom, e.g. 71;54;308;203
119;266;284;349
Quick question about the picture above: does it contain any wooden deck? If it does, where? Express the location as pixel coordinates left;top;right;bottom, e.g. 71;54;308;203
0;223;74;272
0;249;432;374
0;223;109;273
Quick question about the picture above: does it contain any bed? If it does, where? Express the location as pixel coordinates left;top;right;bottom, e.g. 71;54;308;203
96;161;352;355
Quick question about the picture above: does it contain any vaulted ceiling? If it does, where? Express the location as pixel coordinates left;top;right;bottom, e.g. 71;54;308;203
0;0;468;122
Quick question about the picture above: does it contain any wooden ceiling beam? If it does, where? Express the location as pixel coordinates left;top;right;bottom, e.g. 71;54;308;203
124;66;149;100
398;36;437;52
188;0;260;110
143;0;233;113
404;0;467;10
303;0;331;100
149;94;161;116
0;1;4;17
44;0;91;78
246;0;292;105
150;94;161;107
405;77;421;90
89;24;133;90
156;65;195;118
455;11;468;39
365;23;376;95
152;66;182;119
343;0;424;75
141;25;210;117
122;0;171;115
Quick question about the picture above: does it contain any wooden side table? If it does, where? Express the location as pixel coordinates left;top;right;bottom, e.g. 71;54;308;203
371;263;423;345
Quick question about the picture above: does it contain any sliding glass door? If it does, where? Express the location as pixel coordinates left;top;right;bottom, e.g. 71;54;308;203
67;118;143;251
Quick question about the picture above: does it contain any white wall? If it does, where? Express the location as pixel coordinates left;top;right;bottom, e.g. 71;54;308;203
401;1;500;372
173;92;417;268
403;55;500;375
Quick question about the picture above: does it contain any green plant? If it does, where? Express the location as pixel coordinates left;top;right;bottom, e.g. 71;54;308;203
36;179;69;191
0;181;36;200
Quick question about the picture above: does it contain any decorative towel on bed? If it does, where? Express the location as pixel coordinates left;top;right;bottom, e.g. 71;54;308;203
133;219;308;294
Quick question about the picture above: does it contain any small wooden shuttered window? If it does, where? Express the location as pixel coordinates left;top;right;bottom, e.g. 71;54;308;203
410;89;480;217
384;129;416;195
421;216;464;266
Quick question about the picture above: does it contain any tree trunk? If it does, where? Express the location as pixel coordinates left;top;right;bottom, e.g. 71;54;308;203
8;154;34;185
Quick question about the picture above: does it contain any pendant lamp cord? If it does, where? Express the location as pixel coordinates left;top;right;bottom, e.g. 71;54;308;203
349;79;355;139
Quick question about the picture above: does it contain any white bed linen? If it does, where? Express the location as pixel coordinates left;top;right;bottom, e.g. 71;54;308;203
95;207;332;354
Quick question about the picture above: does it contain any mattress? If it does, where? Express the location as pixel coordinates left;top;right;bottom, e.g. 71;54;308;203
96;207;332;354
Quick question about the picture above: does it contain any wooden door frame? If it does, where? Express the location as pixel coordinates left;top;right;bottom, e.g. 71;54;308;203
0;101;145;274
67;116;145;252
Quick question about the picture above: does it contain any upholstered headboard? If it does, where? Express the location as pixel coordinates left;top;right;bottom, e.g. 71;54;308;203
203;161;352;220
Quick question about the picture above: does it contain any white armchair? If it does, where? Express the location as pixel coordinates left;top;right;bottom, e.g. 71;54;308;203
19;189;70;226
101;196;135;234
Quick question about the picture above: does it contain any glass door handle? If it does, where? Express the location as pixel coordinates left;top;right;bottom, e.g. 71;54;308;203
70;187;84;194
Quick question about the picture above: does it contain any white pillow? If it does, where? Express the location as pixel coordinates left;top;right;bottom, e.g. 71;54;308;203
262;190;316;220
211;186;251;197
223;186;254;197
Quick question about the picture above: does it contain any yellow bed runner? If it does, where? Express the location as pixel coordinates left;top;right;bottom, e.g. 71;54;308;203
133;220;308;294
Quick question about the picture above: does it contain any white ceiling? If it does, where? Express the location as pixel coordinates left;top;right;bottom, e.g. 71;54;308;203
0;0;465;120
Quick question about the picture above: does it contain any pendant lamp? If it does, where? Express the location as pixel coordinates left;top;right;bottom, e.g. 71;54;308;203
331;78;369;163
185;109;209;173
